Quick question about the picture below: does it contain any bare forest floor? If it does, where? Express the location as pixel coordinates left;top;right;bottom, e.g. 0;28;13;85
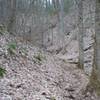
0;33;99;100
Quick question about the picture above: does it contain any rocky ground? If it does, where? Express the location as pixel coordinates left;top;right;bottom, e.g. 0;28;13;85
0;33;99;100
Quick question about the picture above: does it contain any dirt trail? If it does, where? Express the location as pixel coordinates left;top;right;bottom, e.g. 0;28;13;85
0;33;98;100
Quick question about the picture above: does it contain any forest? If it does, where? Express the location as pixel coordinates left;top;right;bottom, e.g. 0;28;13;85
0;0;100;100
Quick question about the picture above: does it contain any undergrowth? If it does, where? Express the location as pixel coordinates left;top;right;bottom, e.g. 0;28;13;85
7;42;17;55
0;25;7;35
33;52;46;64
0;67;6;77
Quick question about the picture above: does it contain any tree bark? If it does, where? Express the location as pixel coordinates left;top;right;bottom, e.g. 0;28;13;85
90;0;100;95
7;0;16;33
78;0;84;69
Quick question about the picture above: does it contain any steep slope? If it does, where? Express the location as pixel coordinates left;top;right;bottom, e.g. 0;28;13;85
0;33;98;100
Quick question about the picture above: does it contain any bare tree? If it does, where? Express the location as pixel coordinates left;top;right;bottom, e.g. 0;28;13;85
7;0;16;33
77;0;84;69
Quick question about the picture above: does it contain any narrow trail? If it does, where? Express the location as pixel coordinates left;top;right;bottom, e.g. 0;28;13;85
0;34;98;100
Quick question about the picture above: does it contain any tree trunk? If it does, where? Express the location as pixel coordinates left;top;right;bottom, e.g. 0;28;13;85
90;0;100;95
7;0;16;33
78;0;84;69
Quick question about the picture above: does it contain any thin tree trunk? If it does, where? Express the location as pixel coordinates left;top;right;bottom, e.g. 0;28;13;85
78;0;84;69
59;0;65;47
7;0;16;33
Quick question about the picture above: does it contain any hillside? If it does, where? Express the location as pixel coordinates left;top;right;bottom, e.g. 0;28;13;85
0;32;98;100
0;0;100;100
